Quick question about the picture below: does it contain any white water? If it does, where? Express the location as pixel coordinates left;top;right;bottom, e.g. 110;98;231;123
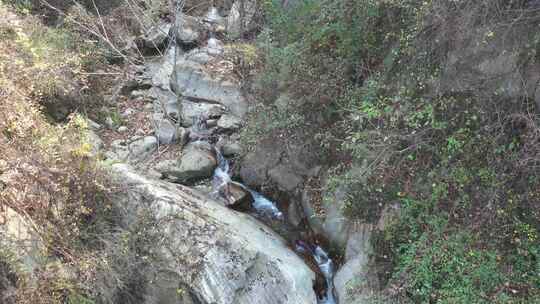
247;188;284;220
314;246;337;304
212;148;284;219
210;145;337;303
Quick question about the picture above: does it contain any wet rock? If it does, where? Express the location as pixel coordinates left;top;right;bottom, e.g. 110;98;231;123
294;246;328;301
224;182;253;211
156;142;217;184
171;61;248;118
112;164;318;304
217;114;242;131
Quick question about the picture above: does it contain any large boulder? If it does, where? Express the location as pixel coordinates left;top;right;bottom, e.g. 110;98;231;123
171;60;248;118
239;139;282;188
181;100;226;127
153;115;187;145
223;181;253;211
155;142;217;184
112;164;318;304
268;165;303;193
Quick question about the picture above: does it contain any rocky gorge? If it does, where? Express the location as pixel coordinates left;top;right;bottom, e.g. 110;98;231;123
0;1;397;303
74;2;386;303
2;1;539;303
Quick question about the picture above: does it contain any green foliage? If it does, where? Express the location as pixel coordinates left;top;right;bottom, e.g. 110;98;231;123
254;0;540;302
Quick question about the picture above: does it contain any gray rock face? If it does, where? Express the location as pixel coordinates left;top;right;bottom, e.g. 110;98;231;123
181;100;226;127
112;164;317;304
433;25;540;107
171;61;248;118
153;114;187;146
146;47;179;90
333;224;377;304
239;139;282;188
156;142;217;184
149;87;180;119
268;165;303;192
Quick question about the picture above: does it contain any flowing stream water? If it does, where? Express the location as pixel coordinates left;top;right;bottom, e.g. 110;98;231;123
211;141;337;304
186;10;338;300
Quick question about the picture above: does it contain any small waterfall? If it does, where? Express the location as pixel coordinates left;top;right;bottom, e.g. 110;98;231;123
192;113;337;303
247;189;284;220
211;148;283;220
295;241;337;304
211;148;231;200
314;246;337;304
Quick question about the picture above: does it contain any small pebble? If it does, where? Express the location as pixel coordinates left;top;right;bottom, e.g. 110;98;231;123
118;126;129;133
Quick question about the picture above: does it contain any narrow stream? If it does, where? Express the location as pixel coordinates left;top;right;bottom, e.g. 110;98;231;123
185;10;338;299
211;140;337;304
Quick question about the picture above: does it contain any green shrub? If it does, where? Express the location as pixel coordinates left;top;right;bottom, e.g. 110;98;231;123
254;0;540;302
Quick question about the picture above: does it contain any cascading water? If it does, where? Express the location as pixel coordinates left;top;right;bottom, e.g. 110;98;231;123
212;148;283;219
192;110;338;303
212;147;337;303
314;246;337;304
